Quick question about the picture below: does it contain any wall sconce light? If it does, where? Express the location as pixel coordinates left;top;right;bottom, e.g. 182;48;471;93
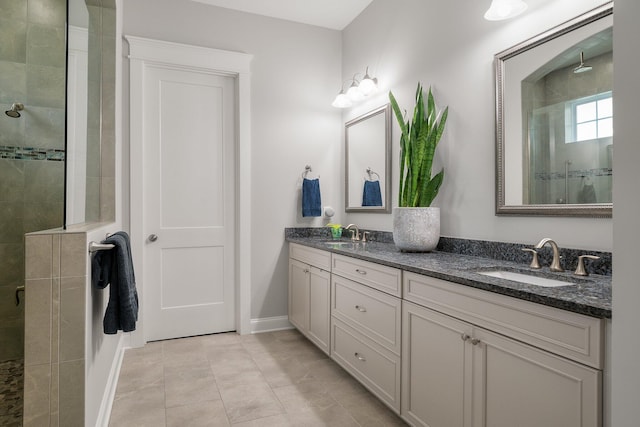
484;0;527;21
332;67;378;108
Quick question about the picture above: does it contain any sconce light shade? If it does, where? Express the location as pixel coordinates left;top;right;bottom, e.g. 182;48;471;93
358;67;378;96
346;81;365;102
484;0;527;21
332;91;353;108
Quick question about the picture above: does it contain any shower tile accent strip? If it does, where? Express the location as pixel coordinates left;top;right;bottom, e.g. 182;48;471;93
0;145;65;161
534;167;612;180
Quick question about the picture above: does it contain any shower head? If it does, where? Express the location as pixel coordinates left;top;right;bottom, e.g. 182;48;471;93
573;52;592;74
5;103;24;118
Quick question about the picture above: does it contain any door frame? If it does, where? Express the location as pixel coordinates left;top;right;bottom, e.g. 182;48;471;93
126;35;253;347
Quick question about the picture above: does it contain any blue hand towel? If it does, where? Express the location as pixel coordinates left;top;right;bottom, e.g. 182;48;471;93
91;231;139;334
302;178;322;217
362;180;383;207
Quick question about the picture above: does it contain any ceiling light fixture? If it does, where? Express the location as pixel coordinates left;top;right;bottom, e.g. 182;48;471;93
332;67;378;108
484;0;528;21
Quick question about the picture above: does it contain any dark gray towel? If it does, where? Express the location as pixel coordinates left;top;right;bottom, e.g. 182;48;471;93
302;178;322;217
91;231;139;334
579;183;597;203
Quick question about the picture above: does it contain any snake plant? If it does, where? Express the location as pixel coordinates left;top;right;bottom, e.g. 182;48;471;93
389;83;449;207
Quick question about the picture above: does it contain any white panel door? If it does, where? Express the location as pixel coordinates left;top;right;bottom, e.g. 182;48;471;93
144;65;235;341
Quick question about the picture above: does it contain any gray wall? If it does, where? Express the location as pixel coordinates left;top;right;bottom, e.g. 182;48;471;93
0;0;66;361
122;0;343;320
341;0;613;252
612;0;640;424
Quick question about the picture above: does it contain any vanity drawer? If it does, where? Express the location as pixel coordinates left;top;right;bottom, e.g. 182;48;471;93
331;275;401;355
403;271;604;369
331;318;401;413
332;254;401;297
289;243;331;271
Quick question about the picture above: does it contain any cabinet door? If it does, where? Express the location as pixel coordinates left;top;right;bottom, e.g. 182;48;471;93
402;301;473;427
289;258;309;332
472;327;601;427
307;266;331;355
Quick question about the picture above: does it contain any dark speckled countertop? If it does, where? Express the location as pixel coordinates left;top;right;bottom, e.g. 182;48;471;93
286;234;612;319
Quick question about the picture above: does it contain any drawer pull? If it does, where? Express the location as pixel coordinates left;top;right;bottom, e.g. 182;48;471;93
354;352;366;362
355;269;367;275
355;305;367;312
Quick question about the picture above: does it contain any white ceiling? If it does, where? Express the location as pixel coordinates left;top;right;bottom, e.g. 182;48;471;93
189;0;373;30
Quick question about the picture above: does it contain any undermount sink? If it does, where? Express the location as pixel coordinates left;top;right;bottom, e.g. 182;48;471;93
477;270;575;288
323;241;355;246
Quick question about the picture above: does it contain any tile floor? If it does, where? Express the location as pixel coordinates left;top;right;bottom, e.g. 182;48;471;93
0;359;23;427
109;329;407;426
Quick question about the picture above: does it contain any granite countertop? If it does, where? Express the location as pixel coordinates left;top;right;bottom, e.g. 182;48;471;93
286;236;612;319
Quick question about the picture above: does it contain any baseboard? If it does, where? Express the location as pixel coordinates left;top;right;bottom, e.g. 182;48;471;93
250;315;293;334
95;338;126;427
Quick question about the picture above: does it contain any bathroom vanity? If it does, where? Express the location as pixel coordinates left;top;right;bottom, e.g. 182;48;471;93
287;232;610;427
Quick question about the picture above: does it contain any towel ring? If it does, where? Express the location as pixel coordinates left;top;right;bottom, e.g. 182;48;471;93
366;167;380;181
302;165;319;179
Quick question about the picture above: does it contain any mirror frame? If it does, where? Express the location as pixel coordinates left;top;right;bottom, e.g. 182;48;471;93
495;2;613;217
345;104;392;213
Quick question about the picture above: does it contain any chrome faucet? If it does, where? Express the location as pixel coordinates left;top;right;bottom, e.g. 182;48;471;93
534;238;564;272
345;224;361;241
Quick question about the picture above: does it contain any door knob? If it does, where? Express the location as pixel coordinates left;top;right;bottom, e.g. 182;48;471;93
148;234;158;242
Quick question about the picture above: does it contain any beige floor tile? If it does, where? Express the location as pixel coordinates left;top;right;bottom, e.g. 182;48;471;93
111;330;407;427
230;413;294;427
109;385;166;427
164;364;220;408
286;404;361;427
166;400;229;427
272;381;337;414
338;390;406;426
218;382;284;424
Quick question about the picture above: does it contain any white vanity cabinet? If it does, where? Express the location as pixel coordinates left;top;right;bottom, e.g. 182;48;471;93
402;272;603;427
288;243;332;355
330;254;402;413
287;241;607;427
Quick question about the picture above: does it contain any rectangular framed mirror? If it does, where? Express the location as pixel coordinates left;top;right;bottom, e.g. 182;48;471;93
495;2;612;217
345;104;391;213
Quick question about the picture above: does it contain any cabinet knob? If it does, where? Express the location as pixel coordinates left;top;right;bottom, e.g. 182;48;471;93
148;234;158;242
470;338;481;345
355;269;367;275
355;305;367;312
461;333;471;342
354;352;366;362
303;268;310;274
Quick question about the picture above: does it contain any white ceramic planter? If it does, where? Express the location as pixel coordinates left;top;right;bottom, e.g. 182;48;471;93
393;207;440;252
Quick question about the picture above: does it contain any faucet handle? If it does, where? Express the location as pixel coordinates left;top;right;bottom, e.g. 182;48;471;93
521;248;541;269
574;255;600;276
362;231;370;242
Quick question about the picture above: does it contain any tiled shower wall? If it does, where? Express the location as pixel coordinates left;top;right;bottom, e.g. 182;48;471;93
0;0;67;361
23;232;86;426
